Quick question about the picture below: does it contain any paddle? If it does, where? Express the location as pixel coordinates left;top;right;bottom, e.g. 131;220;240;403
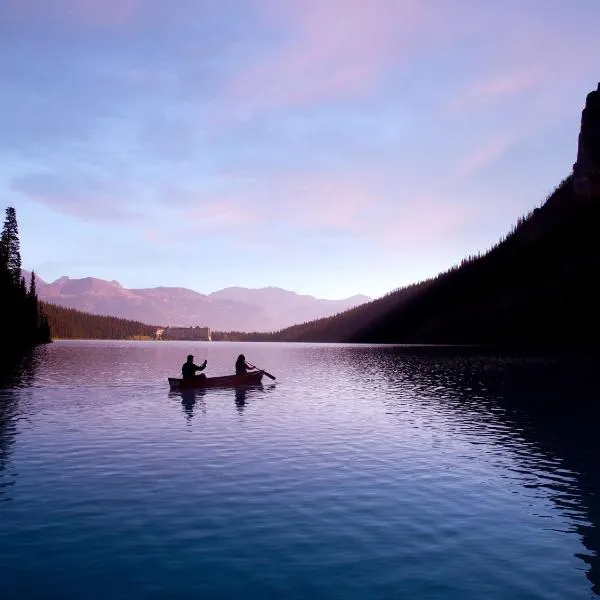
246;362;276;380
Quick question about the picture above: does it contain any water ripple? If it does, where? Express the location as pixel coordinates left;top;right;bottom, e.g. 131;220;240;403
0;341;598;599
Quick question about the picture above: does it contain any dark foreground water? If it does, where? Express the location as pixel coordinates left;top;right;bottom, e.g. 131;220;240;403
1;341;599;599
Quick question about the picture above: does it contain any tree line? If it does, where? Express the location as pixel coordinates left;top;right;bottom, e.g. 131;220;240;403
41;302;159;340
0;207;50;351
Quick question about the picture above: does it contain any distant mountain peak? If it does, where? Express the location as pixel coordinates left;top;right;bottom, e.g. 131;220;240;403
26;274;370;332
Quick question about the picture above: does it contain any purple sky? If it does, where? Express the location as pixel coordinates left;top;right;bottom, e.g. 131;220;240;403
2;0;599;299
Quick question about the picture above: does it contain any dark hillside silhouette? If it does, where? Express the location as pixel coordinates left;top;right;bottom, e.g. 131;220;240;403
260;83;600;346
351;177;600;344
573;82;600;196
0;207;50;352
264;176;599;345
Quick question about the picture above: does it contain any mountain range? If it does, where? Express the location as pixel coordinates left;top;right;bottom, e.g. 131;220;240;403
25;273;370;333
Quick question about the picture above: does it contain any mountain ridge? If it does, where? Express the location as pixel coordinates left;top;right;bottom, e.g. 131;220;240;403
241;83;600;345
23;272;370;332
264;175;600;345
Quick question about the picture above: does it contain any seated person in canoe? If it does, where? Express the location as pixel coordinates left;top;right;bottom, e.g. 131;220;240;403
182;354;207;380
235;354;258;376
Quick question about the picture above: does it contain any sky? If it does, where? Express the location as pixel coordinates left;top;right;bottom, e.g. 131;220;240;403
1;0;599;300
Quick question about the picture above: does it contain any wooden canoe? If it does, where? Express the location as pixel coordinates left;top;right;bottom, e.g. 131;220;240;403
168;371;264;390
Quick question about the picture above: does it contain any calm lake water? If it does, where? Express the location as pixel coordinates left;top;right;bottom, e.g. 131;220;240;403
1;341;599;599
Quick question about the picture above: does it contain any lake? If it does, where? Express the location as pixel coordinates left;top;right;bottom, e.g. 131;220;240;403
1;340;599;599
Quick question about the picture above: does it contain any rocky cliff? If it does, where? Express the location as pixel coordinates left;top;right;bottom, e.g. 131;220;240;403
573;82;600;196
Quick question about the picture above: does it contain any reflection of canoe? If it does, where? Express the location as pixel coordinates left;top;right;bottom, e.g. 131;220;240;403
168;371;264;390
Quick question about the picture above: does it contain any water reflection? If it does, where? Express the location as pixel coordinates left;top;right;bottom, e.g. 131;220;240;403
2;341;599;597
0;346;42;501
235;383;275;414
170;383;272;418
0;346;41;388
234;383;270;411
168;389;207;422
366;346;600;596
182;388;207;422
0;390;18;501
235;387;248;413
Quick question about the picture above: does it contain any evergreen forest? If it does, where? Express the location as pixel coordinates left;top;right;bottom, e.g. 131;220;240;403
42;302;159;340
0;207;50;352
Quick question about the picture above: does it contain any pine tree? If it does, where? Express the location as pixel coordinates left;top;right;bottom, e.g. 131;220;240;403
28;270;40;340
29;270;37;300
0;207;51;348
0;207;22;286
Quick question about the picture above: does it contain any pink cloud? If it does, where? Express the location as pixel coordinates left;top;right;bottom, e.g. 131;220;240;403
450;14;600;113
267;173;381;231
453;69;542;110
225;0;441;112
156;166;494;256
157;187;262;234
159;171;385;238
453;134;518;181
10;171;141;221
184;199;257;231
374;194;481;250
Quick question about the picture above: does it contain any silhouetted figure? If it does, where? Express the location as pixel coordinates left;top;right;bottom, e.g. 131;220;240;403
182;354;207;380
235;354;257;376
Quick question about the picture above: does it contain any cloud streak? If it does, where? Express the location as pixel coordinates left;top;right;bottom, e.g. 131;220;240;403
224;0;439;114
2;0;143;27
10;172;142;221
453;70;542;110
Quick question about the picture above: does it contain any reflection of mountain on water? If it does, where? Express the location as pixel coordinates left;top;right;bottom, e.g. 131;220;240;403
371;346;600;596
0;348;41;500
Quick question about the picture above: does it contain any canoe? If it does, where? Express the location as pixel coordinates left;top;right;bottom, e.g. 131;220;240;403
168;371;264;390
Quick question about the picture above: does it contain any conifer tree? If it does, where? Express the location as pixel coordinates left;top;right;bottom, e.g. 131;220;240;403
28;270;40;337
29;270;37;300
0;207;22;286
0;207;51;347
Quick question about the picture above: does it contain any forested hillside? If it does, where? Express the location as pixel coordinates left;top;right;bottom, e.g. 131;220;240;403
42;302;159;340
239;85;600;346
265;177;600;345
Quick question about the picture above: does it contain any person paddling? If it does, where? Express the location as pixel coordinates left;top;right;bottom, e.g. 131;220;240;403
235;354;258;376
182;354;207;380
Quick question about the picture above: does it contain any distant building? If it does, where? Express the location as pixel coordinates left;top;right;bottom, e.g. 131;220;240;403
159;326;211;341
573;82;600;197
